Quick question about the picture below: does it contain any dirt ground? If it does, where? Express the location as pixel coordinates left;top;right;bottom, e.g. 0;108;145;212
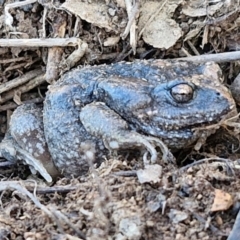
0;0;240;239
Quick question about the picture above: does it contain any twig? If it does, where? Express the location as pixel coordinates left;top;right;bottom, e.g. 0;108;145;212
180;47;192;57
122;0;140;54
0;38;83;47
191;211;226;236
0;74;45;104
113;43;130;62
87;163;111;232
0;181;53;216
112;170;137;177
61;40;88;71
0;97;43;112
42;6;48;38
0;161;15;167
50;207;86;239
73;17;81;37
25;57;41;68
176;51;240;63
0;180;90;194
206;8;240;26
0;181;86;239
179;157;235;175
97;53;120;60
187;40;200;56
4;62;29;73
0;56;31;64
0;69;43;94
26;184;79;194
115;48;133;62
46;13;67;83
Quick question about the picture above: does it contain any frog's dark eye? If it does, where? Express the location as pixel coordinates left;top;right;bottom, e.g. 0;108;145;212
170;84;194;103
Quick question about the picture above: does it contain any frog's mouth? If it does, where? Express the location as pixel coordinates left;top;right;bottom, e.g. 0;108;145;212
138;103;236;141
151;93;236;132
178;106;235;130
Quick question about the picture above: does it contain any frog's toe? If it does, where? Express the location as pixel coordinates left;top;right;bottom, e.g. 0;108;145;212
130;135;175;164
144;136;176;164
0;135;53;182
105;131;175;165
0;134;17;163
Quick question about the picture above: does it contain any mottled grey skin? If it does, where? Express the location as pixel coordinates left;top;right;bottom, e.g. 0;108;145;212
0;59;236;180
1;104;59;181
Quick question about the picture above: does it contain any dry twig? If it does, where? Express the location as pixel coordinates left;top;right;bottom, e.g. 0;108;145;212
0;56;31;64
0;38;82;47
46;12;67;84
0;73;45;104
0;181;86;239
0;69;43;94
112;170;137;177
176;51;240;63
0;97;43;112
50;207;86;239
179;157;236;175
0;181;52;216
122;0;140;54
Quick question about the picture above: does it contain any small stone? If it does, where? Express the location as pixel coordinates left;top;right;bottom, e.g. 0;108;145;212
197;194;203;200
198;232;207;238
215;215;223;226
168;209;189;224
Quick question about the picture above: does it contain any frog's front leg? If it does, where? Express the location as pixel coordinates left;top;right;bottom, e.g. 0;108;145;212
80;102;175;164
43;84;107;177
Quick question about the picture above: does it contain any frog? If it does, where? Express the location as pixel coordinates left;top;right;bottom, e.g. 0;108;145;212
0;59;236;182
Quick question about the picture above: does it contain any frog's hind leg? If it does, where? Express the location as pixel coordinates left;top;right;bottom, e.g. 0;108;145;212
0;104;59;182
80;102;175;164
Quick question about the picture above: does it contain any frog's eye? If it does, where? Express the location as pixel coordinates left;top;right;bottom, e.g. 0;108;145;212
170;83;194;103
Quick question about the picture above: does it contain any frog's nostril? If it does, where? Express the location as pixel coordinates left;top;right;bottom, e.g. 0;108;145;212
170;83;194;103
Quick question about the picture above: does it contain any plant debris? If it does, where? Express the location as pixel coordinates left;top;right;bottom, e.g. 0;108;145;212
0;0;240;239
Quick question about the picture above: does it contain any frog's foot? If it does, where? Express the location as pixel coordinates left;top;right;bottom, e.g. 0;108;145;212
0;104;60;182
141;136;175;164
0;136;53;182
80;102;175;164
104;131;175;164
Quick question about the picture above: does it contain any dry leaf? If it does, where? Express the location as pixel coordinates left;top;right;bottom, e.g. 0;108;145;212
182;0;223;17
138;0;183;49
13;90;22;105
184;26;203;41
61;0;114;31
211;188;233;212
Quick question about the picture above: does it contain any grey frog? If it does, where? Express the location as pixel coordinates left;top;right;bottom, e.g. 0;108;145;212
0;59;236;182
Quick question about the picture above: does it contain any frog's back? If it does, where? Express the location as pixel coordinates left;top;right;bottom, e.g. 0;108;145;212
57;59;211;87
